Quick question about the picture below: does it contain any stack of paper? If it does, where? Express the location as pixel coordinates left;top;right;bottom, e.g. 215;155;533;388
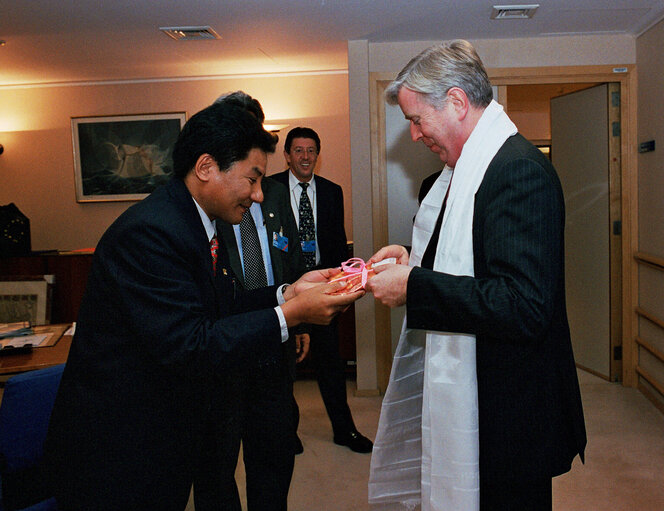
0;322;48;350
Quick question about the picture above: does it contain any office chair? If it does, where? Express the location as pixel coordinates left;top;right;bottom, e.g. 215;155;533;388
0;364;64;511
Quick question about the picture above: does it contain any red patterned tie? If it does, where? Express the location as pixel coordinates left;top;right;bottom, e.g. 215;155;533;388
210;235;219;275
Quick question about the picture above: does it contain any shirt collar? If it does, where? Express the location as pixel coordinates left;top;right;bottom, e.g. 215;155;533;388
288;169;316;193
192;197;216;242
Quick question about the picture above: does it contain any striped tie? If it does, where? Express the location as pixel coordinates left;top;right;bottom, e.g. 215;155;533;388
240;210;268;289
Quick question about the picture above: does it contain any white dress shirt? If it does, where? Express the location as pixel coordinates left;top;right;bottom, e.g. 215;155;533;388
287;170;320;265
192;197;288;341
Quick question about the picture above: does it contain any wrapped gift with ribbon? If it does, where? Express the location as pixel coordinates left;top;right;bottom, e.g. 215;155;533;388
328;257;396;294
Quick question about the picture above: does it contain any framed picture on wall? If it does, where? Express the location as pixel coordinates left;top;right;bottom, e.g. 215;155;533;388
72;112;186;202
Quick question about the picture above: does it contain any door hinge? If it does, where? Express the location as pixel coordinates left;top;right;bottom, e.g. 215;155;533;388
611;91;621;107
613;221;622;235
612;121;621;137
614;346;622;361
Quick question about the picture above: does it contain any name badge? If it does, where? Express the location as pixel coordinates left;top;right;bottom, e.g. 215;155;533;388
301;240;316;253
272;231;289;252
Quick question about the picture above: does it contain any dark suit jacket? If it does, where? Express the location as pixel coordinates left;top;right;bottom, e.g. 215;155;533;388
218;177;304;289
407;133;586;483
218;176;305;377
45;178;283;510
270;170;348;268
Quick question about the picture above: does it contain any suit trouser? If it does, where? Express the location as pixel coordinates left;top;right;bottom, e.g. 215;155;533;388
480;478;552;510
194;374;243;511
241;359;295;510
194;360;295;511
306;319;354;436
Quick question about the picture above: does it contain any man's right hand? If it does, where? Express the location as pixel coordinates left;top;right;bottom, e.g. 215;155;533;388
280;278;363;327
369;244;409;266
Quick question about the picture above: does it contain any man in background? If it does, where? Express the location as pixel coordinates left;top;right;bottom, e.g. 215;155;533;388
272;127;373;454
195;91;308;511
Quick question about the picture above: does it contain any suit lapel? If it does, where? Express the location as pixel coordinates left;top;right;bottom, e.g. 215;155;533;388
166;179;233;315
314;177;328;248
261;195;284;284
218;221;245;288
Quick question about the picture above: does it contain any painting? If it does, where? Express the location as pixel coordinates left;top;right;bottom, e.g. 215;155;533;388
72;112;186;202
0;276;54;325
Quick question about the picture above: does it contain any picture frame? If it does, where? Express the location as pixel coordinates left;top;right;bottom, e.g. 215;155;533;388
0;275;55;326
71;112;186;202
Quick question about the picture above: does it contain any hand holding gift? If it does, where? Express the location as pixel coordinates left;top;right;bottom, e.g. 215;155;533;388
328;257;396;294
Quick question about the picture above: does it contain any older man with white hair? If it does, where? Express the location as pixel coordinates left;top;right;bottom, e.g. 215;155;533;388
366;40;586;511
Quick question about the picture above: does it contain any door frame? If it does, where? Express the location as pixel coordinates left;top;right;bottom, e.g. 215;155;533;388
369;65;638;392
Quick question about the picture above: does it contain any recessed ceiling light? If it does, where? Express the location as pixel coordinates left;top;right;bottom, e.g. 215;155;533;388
159;26;221;41
491;4;539;19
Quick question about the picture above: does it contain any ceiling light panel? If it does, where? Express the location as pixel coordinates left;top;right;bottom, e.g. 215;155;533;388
159;26;221;41
491;4;539;20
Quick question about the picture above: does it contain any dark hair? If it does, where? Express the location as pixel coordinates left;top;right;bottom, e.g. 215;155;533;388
172;102;276;179
214;90;266;123
284;127;320;153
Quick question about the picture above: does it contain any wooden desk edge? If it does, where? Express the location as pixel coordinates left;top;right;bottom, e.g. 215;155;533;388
0;324;72;376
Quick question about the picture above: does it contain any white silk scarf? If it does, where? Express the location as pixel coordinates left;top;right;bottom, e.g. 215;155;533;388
369;100;517;510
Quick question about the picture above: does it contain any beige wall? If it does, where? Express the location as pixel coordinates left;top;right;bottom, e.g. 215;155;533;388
0;72;351;251
637;21;664;257
368;34;636;73
636;19;664;412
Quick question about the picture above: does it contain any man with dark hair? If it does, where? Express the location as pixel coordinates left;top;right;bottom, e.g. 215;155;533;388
367;40;586;510
44;102;360;511
214;90;267;123
194;91;308;511
272;127;373;454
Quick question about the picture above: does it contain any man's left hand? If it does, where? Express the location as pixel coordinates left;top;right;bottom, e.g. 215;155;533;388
295;333;310;362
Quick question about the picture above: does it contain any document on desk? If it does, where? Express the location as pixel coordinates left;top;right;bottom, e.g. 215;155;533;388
0;334;49;349
0;322;32;339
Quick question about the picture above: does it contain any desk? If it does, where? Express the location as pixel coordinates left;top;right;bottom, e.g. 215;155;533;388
0;324;72;376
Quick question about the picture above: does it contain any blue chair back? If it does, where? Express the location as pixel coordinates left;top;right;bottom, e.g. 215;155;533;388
0;364;64;511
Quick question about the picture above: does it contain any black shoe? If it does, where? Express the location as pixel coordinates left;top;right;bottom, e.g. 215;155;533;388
333;430;373;453
294;435;304;455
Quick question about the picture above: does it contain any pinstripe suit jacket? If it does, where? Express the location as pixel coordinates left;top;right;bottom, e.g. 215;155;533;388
407;133;586;483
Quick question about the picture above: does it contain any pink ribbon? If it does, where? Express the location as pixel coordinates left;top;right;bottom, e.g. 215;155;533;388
330;257;370;289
